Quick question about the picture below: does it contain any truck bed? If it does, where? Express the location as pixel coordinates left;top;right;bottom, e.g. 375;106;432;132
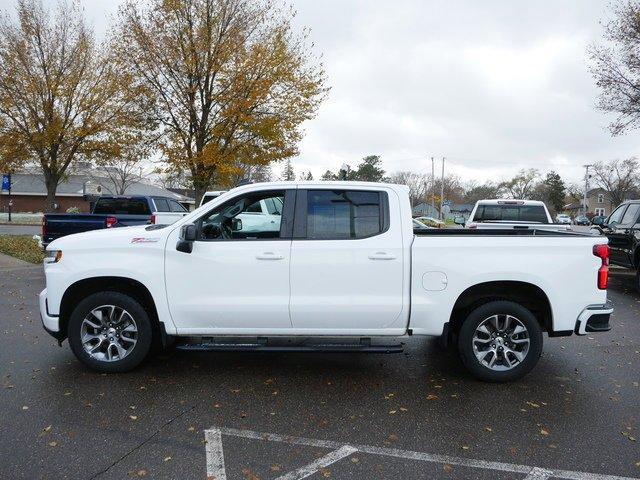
413;227;596;237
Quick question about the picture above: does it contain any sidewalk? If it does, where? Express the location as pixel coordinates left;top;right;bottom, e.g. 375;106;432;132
0;252;40;271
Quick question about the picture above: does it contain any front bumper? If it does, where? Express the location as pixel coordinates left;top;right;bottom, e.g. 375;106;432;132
39;289;65;341
574;301;613;335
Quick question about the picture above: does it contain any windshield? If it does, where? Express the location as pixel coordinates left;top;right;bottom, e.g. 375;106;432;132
473;204;549;224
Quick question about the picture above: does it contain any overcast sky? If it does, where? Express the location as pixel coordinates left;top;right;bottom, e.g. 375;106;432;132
4;0;639;185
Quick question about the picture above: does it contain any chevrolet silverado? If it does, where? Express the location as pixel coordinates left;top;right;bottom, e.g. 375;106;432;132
40;182;612;382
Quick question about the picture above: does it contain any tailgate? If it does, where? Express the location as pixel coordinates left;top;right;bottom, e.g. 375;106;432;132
43;214;109;244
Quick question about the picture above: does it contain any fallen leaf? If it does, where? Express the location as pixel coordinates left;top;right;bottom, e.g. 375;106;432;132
485;427;492;432
21;406;28;410
426;394;438;400
540;429;549;436
270;464;282;471
163;457;172;462
388;410;397;415
443;464;453;472
129;415;138;421
48;441;57;447
187;426;195;432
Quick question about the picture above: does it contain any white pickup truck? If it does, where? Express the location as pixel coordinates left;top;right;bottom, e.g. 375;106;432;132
39;181;612;382
463;199;571;231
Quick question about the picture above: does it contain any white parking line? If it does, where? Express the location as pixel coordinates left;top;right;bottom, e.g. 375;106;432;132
205;428;227;480
205;427;640;480
524;467;554;480
275;445;357;480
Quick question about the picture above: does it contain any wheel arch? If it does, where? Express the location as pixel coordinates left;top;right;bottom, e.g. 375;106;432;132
448;280;553;337
59;276;162;343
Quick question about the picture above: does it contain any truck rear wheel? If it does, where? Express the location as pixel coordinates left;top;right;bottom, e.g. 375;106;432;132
458;301;543;382
68;292;153;373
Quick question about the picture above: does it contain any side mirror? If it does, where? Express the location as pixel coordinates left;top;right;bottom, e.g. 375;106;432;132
177;223;197;253
453;216;465;226
180;224;197;241
232;218;243;231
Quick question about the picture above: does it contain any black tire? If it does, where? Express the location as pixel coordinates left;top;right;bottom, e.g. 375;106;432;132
68;291;153;373
457;301;543;383
636;268;640;293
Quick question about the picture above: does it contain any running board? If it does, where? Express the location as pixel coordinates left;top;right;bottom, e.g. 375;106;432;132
175;337;404;354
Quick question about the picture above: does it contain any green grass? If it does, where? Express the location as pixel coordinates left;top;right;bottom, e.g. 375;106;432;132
0;235;44;264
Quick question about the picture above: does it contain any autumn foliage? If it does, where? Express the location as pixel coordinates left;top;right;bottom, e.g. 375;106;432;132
113;0;327;203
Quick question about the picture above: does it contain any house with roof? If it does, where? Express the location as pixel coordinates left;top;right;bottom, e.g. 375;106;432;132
0;173;193;213
563;188;618;218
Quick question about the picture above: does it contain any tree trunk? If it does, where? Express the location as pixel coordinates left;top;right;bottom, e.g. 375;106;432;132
44;174;60;213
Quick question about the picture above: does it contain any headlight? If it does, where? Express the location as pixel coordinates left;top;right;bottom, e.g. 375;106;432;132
44;250;62;264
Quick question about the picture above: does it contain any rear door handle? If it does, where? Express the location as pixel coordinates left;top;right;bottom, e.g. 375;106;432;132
368;252;396;260
256;252;284;260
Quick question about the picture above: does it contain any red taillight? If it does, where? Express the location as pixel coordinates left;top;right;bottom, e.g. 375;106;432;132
593;244;610;290
42;216;47;236
150;214;156;225
106;216;118;228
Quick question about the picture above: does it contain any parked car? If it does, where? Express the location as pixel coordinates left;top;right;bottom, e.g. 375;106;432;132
590;200;640;290
591;215;606;226
40;181;612;382
463;199;570;230
555;214;571;224
573;215;590;226
415;216;445;228
42;196;188;248
412;218;433;230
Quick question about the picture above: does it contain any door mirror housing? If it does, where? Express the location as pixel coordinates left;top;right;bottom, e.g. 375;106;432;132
232;218;243;231
180;223;197;241
453;216;466;226
177;223;197;253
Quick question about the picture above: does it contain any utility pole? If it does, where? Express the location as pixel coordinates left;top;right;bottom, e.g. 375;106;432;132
440;157;445;220
583;164;592;216
430;156;435;213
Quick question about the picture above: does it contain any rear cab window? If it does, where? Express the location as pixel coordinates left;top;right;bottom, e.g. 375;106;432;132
472;203;549;223
93;198;151;215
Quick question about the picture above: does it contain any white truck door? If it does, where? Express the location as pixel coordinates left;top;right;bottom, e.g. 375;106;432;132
164;188;295;333
289;188;405;332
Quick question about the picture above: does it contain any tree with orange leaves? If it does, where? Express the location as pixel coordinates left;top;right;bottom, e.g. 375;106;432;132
113;0;327;204
0;0;144;211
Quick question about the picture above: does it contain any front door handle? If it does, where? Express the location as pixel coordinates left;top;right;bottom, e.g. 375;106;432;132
256;252;284;260
368;252;396;260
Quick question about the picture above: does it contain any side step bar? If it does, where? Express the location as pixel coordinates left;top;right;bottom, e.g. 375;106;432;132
175;337;404;354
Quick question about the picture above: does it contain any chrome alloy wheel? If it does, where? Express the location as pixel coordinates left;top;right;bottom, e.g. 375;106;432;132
80;305;138;362
472;314;530;371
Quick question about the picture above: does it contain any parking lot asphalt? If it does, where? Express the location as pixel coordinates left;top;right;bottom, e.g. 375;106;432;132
0;256;639;480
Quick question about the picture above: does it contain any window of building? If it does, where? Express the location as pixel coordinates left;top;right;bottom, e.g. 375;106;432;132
597;194;604;204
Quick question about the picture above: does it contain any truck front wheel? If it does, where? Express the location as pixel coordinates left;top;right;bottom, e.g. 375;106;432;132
68;292;153;373
458;301;543;382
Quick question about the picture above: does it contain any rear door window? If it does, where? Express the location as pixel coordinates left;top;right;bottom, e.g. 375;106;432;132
93;198;151;215
169;200;187;212
305;190;386;239
153;198;170;212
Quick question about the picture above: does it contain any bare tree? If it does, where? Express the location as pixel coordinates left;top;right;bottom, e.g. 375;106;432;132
591;158;639;205
589;1;640;135
387;171;428;206
499;169;540;199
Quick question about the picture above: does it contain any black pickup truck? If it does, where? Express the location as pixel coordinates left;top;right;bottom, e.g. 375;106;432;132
42;195;187;248
591;199;640;290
